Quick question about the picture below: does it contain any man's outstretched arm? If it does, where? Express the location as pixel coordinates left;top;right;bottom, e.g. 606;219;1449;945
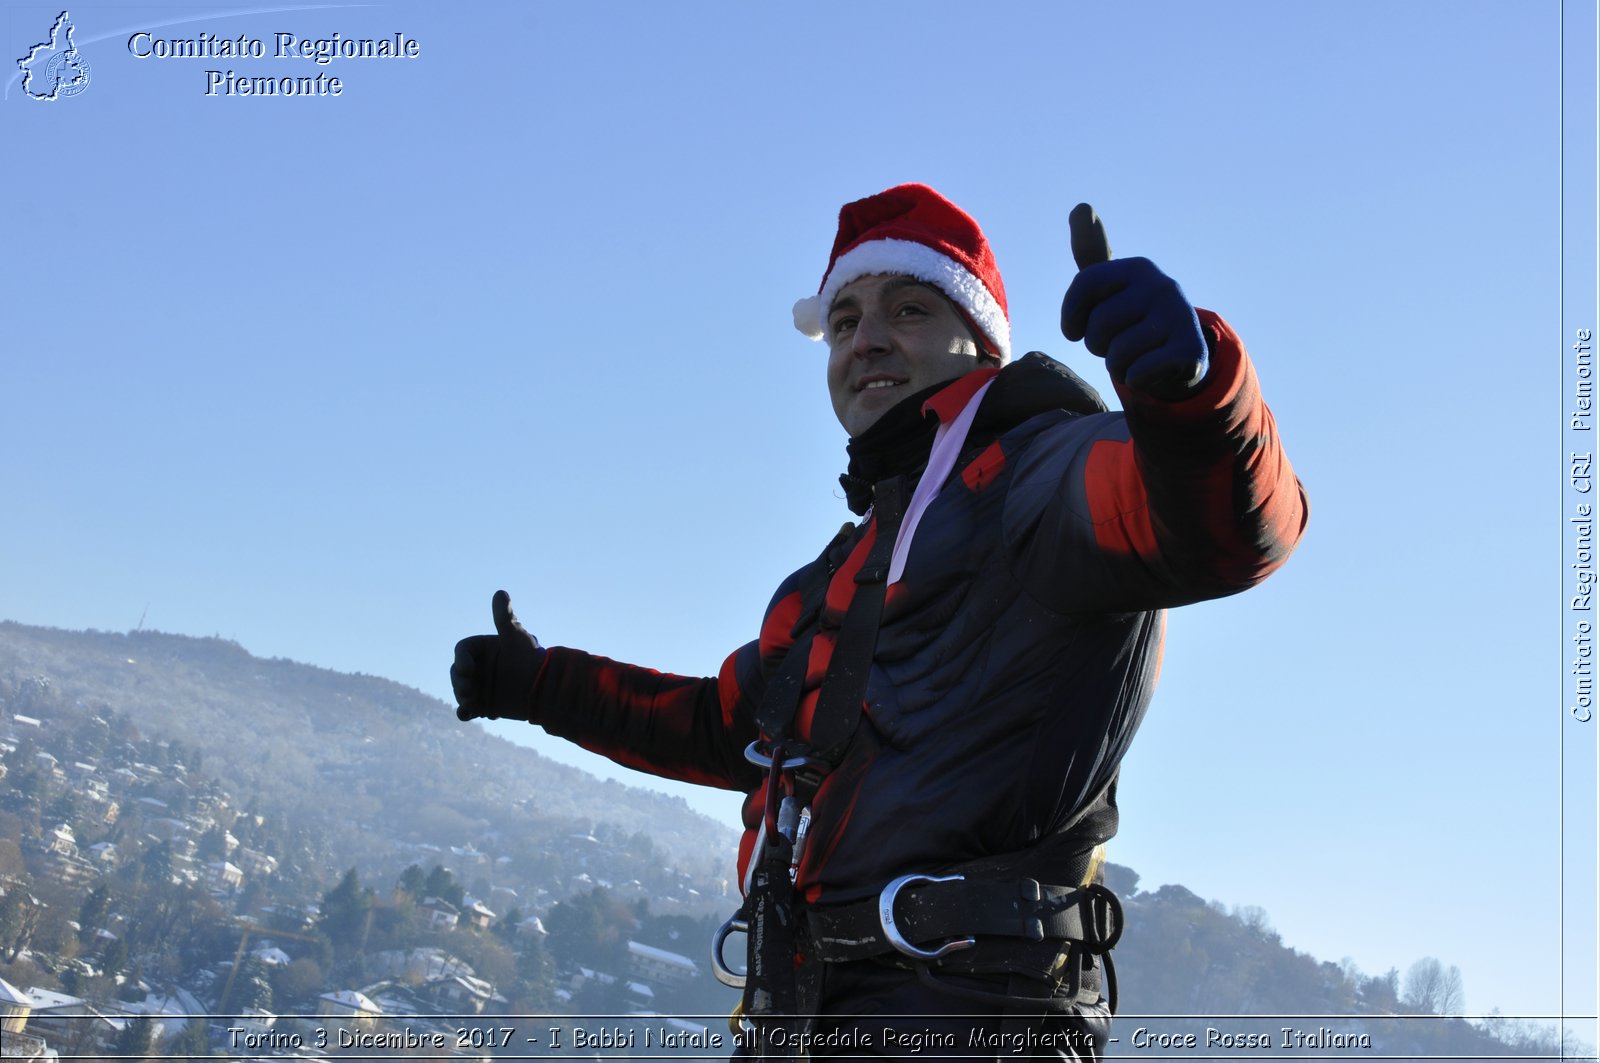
450;590;764;791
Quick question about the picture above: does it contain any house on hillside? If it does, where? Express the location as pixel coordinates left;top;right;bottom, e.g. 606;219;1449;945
43;850;98;890
0;976;32;1033
231;1005;276;1040
461;898;495;932
44;824;75;858
449;844;489;872
317;989;380;1029
122;987;204;1046
627;940;699;987
419;897;459;931
21;987;119;1051
234;847;278;877
32;753;60;782
368;946;476;984
205;860;243;892
0;1030;48;1059
86;794;120;826
421;974;494;1015
250;945;292;967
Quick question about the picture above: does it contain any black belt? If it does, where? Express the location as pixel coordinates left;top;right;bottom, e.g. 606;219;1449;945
804;874;1121;1011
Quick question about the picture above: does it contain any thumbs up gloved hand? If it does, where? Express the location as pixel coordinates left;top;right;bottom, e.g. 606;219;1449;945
451;590;546;722
1059;204;1209;402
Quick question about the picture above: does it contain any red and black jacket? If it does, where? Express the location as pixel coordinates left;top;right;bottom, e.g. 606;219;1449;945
526;310;1308;907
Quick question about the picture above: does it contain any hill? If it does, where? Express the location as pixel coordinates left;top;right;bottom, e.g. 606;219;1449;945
0;621;1583;1059
0;620;740;897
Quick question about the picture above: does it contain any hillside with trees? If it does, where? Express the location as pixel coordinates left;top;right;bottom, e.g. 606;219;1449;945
0;621;1584;1060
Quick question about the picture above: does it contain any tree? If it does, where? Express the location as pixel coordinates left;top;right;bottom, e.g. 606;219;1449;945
0;889;44;963
114;1013;156;1059
511;933;557;1011
0;838;23;879
396;863;426;900
495;906;524;943
167;1017;212;1062
229;955;274;1013
78;883;114;933
1402;956;1465;1015
141;839;175;885
197;825;230;863
1361;966;1401;1012
424;865;465;909
544;886;631;972
317;867;374;958
101;935;130;980
270;956;325;1009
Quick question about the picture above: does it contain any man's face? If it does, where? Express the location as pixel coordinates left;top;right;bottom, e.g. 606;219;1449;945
825;274;986;437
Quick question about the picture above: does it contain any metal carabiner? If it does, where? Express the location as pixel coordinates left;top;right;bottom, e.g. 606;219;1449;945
877;874;976;962
743;740;829;774
710;915;748;988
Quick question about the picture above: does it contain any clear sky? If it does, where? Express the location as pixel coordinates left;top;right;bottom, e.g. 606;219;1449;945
3;0;1594;1038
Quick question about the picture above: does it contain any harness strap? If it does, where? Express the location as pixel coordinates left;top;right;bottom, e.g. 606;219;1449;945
750;528;850;744
805;475;908;760
807;879;1121;965
737;480;909;1049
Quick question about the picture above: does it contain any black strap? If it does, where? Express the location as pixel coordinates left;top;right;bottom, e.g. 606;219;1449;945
806;476;908;759
807;879;1121;964
751;530;848;742
748;476;908;783
744;834;798;1010
738;480;909;1050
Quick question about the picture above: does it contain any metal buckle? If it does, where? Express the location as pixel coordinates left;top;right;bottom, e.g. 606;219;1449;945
710;915;747;988
877;874;976;961
743;740;828;774
1082;882;1123;952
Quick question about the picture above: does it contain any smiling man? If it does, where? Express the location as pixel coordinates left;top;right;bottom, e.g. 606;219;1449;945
824;274;996;436
450;184;1308;1059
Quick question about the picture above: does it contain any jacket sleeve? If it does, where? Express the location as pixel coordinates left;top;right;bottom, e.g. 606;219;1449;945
517;554;837;792
525;641;766;793
1006;309;1309;613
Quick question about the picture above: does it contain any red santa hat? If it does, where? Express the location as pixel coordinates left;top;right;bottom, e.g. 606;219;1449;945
792;183;1011;363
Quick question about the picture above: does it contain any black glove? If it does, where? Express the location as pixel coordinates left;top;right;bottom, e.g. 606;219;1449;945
1060;203;1209;401
451;590;545;722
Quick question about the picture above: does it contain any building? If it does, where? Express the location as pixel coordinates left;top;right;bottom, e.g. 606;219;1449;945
0;976;32;1034
421;975;493;1015
205;860;243;892
461;899;495;932
419;897;459;931
627;940;699;987
316;989;380;1029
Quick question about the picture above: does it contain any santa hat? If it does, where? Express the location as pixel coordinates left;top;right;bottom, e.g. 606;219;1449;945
792;183;1011;363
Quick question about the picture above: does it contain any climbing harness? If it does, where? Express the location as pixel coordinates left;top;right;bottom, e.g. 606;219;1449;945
710;461;1124;1058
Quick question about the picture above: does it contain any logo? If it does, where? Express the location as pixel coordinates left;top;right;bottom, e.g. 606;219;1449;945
17;11;91;101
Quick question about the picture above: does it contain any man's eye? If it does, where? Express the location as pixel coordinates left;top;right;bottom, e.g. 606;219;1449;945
831;316;858;335
894;303;927;317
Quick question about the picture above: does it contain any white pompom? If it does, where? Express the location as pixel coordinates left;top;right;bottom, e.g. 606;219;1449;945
792;295;824;339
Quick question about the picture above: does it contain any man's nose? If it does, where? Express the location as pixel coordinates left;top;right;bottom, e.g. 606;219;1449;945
850;310;891;357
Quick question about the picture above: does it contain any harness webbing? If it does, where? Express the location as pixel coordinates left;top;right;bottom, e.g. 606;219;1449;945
738;476;908;1036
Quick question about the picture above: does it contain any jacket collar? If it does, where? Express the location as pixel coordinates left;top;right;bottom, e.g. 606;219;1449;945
838;353;1107;516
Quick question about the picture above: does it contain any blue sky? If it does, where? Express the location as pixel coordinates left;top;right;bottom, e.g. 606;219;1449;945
3;0;1594;1038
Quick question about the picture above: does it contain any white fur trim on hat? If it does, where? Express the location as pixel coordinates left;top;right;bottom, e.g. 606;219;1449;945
793;294;824;339
794;237;1012;363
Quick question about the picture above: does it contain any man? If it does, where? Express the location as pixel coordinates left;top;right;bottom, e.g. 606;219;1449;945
450;184;1308;1059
